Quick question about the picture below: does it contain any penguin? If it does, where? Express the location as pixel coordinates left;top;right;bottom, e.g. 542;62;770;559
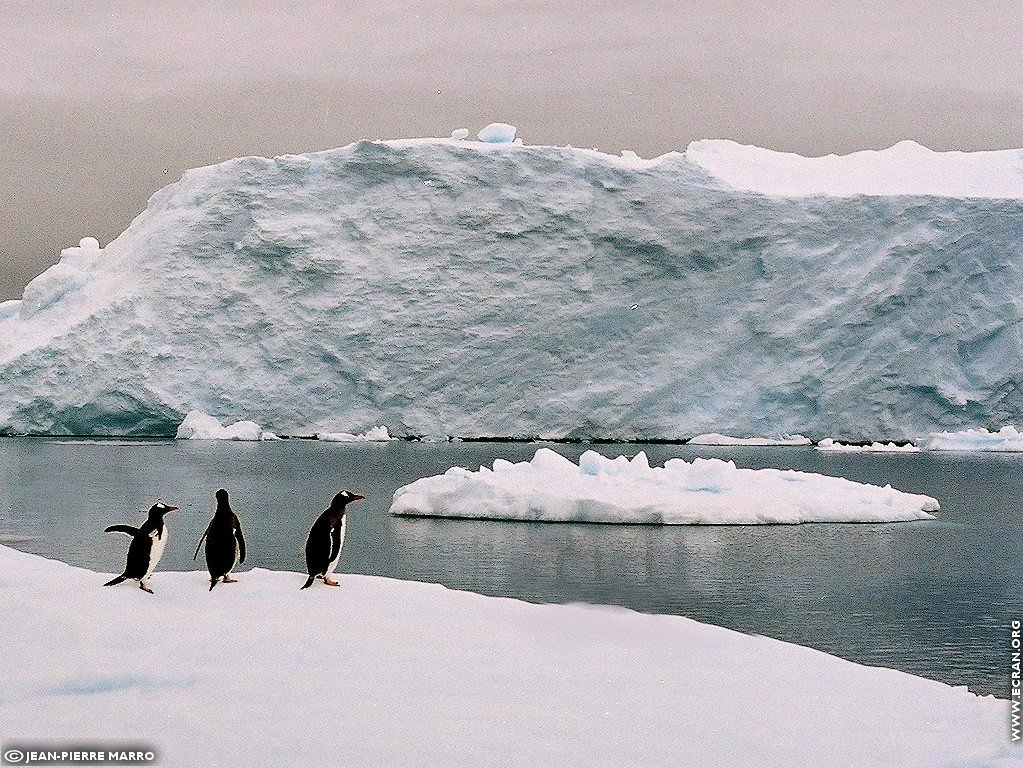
103;502;178;593
194;488;246;591
301;490;364;589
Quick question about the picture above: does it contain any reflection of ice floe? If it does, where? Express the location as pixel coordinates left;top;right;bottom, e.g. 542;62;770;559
390;448;939;524
816;438;920;452
923;425;1023;452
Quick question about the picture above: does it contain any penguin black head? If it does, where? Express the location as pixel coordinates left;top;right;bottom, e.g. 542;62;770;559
148;502;178;517
330;490;365;509
215;488;230;504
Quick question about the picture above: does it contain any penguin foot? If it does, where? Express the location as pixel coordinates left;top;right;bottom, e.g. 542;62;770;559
324;576;340;587
223;574;238;583
139;581;154;594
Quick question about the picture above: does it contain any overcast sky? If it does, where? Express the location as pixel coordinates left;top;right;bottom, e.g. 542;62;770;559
2;0;1021;299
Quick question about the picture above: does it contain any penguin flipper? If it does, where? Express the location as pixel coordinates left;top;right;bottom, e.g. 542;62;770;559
300;574;316;590
235;525;246;564
328;524;342;565
103;575;128;587
105;525;140;537
193;527;209;561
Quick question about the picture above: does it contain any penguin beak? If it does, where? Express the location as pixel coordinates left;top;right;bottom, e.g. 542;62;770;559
351;494;365;503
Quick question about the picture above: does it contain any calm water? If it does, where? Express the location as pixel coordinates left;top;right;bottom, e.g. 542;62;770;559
0;437;1019;698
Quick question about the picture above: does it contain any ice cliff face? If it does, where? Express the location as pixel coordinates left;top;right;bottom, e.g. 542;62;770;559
1;137;1022;438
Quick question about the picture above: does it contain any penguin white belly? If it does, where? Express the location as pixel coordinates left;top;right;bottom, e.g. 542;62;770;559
145;528;168;578
326;517;346;575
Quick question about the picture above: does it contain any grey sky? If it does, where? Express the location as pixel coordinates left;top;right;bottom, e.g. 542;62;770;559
2;1;1021;300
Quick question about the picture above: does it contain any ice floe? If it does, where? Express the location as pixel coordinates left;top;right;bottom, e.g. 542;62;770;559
389;448;939;524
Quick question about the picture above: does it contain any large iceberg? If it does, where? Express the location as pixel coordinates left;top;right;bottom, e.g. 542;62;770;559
0;544;1010;768
389;448;939;524
1;136;1022;438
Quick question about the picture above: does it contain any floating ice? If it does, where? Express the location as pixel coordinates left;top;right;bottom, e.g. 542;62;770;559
316;425;394;442
922;425;1023;452
477;122;517;143
174;411;279;441
817;438;920;453
0;544;1008;768
389;448;939;524
450;128;470;140
689;433;812;446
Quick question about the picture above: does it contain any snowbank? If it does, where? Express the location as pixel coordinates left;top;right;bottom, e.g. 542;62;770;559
389;448;939;524
688;433;812;446
174;410;279;441
316;425;394;442
817;438;920;452
923;425;1023;451
1;136;1022;438
0;544;1010;768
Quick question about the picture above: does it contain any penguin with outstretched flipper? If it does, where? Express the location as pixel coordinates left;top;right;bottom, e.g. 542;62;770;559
104;502;178;594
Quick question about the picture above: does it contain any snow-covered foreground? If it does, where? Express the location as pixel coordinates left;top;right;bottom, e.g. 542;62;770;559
0;545;1012;768
390;448;938;524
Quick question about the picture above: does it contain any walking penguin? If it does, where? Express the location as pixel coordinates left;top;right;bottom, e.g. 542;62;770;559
194;488;247;591
301;490;364;589
103;502;178;593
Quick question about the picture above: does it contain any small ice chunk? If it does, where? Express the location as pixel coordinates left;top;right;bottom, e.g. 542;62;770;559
316;426;394;442
79;237;100;250
175;410;273;441
477;123;517;143
923;425;1023;452
450;128;470;140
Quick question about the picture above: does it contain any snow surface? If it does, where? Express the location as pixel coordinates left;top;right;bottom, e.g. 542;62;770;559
1;136;1023;438
688;433;812;446
389;448;938;524
923;425;1023;452
174;410;279;441
816;438;920;453
0;544;1012;768
687;139;1023;198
